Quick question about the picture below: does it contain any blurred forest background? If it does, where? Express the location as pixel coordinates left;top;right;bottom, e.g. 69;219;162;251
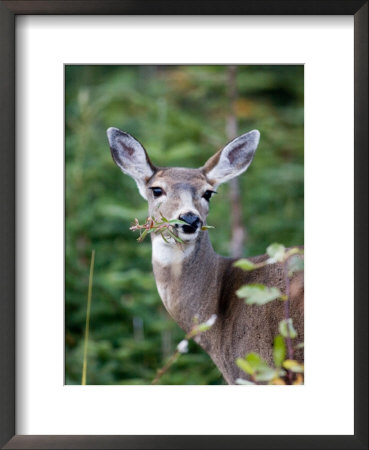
65;65;304;385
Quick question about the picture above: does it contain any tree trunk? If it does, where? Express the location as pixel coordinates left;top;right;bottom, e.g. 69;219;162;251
227;65;246;258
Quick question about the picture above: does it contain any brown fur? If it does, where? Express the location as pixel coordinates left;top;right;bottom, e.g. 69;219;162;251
153;232;304;384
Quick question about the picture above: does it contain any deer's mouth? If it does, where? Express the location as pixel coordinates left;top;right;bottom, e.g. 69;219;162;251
177;228;200;244
181;224;198;234
174;223;199;238
177;212;202;235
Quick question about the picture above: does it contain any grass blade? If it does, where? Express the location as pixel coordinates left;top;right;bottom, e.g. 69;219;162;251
82;249;95;385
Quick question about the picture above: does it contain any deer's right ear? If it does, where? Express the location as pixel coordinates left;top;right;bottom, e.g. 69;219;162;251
202;130;260;187
107;128;156;199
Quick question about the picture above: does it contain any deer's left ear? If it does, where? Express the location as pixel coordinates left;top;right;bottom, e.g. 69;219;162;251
107;127;156;199
202;130;260;186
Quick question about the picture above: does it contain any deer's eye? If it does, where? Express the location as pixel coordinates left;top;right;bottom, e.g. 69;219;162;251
202;190;216;202
150;187;164;198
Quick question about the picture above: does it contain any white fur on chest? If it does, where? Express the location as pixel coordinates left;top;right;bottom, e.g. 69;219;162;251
152;236;194;266
152;236;194;307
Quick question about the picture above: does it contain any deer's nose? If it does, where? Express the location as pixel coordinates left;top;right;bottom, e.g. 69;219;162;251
178;213;201;234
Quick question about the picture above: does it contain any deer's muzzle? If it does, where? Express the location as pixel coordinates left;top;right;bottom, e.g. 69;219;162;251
178;212;201;234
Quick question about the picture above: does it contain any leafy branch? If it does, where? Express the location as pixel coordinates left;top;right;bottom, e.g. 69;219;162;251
234;243;304;385
152;314;217;385
130;213;214;244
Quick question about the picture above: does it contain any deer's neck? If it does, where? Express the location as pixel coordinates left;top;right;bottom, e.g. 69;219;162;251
151;232;222;332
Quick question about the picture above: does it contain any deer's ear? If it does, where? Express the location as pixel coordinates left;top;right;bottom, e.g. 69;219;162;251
107;128;156;199
202;130;260;186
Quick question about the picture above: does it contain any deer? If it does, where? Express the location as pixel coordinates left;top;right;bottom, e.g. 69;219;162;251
107;127;304;384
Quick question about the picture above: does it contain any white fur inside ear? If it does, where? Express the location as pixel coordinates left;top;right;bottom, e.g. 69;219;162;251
206;130;260;186
107;127;154;199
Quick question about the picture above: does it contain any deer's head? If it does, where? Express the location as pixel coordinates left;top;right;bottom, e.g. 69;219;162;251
107;127;260;243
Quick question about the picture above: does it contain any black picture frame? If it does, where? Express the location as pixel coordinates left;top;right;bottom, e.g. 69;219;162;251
0;1;367;449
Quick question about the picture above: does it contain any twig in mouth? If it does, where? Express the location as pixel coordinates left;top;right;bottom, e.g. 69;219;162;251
130;214;214;245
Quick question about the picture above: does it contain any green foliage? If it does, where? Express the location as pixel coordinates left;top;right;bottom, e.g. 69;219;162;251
233;258;257;271
288;254;304;277
283;359;304;373
65;65;303;385
236;284;282;305
129;215;215;244
279;318;298;339
273;335;286;368
235;378;255;385
266;243;286;263
82;250;95;385
152;314;218;384
130;216;187;243
236;353;281;383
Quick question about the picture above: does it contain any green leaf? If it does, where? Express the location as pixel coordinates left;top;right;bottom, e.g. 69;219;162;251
137;229;149;242
286;247;304;258
245;352;269;371
236;358;254;375
273;335;286;368
166;229;184;244
168;219;187;226
236;284;282;305
239;353;276;382
160;232;170;244
254;368;278;382
283;359;304;373
233;258;257;271
288;255;304;277
279;318;298;339
196;321;214;333
236;378;255;385
266;243;286;263
201;225;215;230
